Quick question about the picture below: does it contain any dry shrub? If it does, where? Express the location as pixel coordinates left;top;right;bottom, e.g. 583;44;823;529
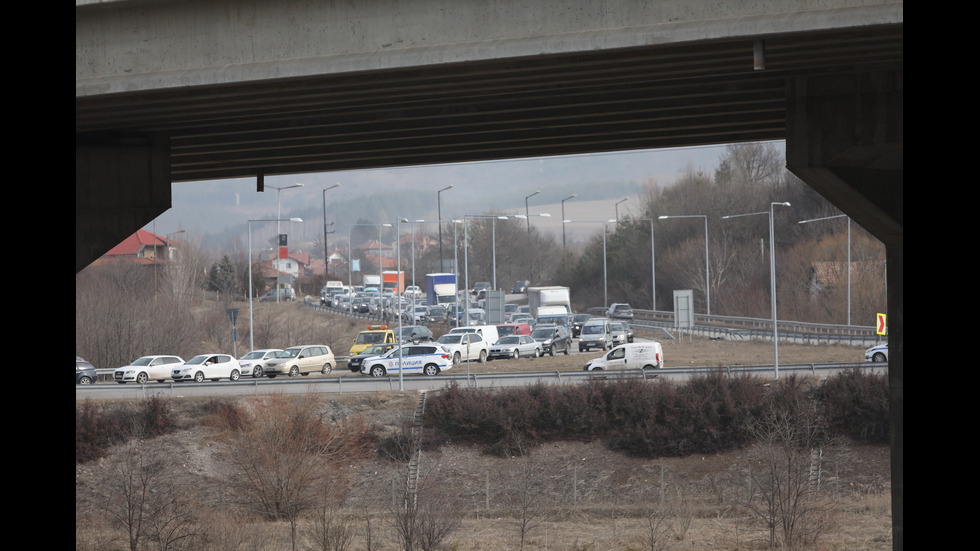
76;397;178;463
817;368;890;443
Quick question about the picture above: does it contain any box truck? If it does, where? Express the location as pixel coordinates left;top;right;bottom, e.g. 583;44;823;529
527;286;571;319
425;273;457;306
382;271;405;295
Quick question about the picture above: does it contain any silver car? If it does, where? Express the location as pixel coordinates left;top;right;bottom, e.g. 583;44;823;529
488;335;542;360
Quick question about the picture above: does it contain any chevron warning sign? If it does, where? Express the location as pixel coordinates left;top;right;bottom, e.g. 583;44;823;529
876;313;887;335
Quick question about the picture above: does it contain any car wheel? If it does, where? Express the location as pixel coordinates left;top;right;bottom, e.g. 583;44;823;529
116;381;127;384
194;371;205;383
478;350;487;363
156;379;165;383
289;366;300;377
873;352;886;362
321;363;332;375
267;374;277;379
230;369;240;381
535;348;541;357
252;366;263;378
136;372;148;384
549;345;555;356
563;343;570;355
424;364;439;376
453;352;461;364
370;365;386;378
78;376;92;385
513;349;520;359
642;364;656;370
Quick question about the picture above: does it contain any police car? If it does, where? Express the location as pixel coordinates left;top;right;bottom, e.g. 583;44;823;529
360;344;453;377
864;343;888;363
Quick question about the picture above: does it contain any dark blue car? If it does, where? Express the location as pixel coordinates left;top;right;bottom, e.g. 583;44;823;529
76;357;97;385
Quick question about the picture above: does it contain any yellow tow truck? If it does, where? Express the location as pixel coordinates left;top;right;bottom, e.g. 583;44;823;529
349;325;396;356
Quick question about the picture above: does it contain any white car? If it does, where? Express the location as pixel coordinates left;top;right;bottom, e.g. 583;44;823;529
865;343;888;363
113;355;185;384
436;332;489;364
360;344;452;377
488;335;542;360
172;354;242;382
403;286;423;299
238;349;284;378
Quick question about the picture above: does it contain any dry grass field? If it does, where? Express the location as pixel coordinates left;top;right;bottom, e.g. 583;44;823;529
77;308;891;550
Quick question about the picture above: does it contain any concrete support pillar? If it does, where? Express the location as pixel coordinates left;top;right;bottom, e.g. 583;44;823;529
785;70;902;551
75;134;171;272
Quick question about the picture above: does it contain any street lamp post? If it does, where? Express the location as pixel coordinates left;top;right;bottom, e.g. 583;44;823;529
322;183;341;277
563;219;616;307
799;214;851;325
437;185;454;271
525;190;541;283
658;215;709;315
268;183;304;302
249;217;302;352
347;222;390;314
396;217;409;391
463;214;509;324
722;202;791;377
561;194;577;250
615;197;629;221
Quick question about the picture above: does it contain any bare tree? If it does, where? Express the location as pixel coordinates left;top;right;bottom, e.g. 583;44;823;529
101;436;198;551
745;401;840;549
507;436;548;550
303;506;357;551
389;481;463;551
228;395;368;551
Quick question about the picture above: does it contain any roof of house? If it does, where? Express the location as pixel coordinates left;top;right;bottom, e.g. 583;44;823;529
104;229;167;256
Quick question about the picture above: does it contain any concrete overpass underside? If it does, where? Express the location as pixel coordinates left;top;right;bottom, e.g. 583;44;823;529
77;3;901;548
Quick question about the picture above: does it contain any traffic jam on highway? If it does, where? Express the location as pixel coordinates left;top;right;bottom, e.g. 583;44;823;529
77;277;668;386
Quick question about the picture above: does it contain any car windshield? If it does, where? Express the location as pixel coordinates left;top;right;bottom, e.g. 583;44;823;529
497;336;520;344
131;356;154;366
241;351;267;360
437;334;462;344
186;355;210;365
610;323;624;331
356;332;387;344
279;348;303;358
582;325;603;334
361;344;388;355
531;328;553;339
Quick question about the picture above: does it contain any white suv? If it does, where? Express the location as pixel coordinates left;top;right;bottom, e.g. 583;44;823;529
436;332;489;364
360;344;452;377
113;355;185;384
263;345;336;378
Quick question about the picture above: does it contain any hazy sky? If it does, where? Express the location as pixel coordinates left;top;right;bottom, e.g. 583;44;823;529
146;142;782;250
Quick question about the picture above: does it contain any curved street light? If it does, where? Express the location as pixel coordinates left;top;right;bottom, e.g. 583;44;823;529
268;183;304;303
321;183;341;277
722;201;791;377
248;217;302;352
658;214;709;314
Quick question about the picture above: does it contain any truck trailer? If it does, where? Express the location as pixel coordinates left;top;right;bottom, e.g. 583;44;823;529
527;286;571;319
425;273;457;306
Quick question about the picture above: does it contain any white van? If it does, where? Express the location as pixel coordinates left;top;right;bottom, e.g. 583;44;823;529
583;342;663;371
578;318;613;352
449;325;500;346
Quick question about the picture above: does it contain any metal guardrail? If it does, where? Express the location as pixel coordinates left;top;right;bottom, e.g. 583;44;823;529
587;307;880;347
81;361;883;398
